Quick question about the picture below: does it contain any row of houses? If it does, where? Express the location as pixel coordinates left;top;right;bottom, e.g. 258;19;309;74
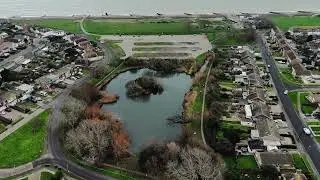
221;46;303;178
270;28;311;77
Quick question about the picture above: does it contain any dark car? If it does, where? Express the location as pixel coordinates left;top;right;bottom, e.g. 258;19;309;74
5;108;11;112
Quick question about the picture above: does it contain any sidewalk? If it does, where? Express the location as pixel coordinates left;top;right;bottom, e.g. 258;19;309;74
0;162;33;178
0;108;45;141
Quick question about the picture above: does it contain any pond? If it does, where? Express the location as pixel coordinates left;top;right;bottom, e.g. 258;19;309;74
102;68;192;152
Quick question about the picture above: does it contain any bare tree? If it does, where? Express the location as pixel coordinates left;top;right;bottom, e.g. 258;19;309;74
61;97;86;128
166;146;224;180
65;119;112;162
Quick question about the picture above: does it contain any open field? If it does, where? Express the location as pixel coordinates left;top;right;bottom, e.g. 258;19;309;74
0;110;50;168
271;16;320;30
83;19;224;35
14;19;82;34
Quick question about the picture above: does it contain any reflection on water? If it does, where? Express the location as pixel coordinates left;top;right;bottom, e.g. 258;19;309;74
102;68;192;152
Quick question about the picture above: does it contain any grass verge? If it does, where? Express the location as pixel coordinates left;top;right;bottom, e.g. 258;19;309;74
40;172;54;180
0;110;50;168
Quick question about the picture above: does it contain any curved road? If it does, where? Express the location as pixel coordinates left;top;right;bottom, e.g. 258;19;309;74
0;21;117;179
258;33;320;176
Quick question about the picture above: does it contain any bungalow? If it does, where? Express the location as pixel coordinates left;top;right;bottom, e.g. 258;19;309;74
252;102;271;119
307;93;320;105
234;72;248;85
247;88;266;103
291;63;311;77
254;152;294;170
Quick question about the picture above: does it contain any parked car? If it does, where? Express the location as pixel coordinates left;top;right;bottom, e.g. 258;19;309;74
303;128;311;135
5;108;11;112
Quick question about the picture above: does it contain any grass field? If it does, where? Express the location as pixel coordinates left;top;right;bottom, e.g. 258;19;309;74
83;19;201;35
271;16;320;30
15;19;82;34
224;155;258;169
0;110;50;168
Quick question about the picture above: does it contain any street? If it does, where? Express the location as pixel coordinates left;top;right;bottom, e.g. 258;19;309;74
257;33;320;176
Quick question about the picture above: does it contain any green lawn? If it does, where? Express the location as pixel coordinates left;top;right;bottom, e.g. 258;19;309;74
15;19;82;34
288;92;298;109
271;16;320;30
220;122;251;139
291;153;316;179
0;110;50;168
83;19;197;35
224;155;258;169
220;81;235;90
279;68;303;84
40;172;54;180
300;92;316;114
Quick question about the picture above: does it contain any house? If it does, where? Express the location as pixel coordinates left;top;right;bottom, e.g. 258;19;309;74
307;93;320;105
234;72;248;85
247;88;266;103
245;104;252;119
291;63;311;77
252;102;271;119
254;152;294;169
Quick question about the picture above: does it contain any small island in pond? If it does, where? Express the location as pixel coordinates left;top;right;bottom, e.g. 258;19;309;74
125;76;164;98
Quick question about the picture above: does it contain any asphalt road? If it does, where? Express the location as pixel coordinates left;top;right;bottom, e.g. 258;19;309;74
257;33;320;176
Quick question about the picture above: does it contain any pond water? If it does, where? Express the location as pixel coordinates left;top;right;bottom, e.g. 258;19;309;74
102;68;192;152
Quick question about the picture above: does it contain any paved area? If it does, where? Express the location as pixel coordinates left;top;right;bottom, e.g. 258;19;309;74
100;34;212;59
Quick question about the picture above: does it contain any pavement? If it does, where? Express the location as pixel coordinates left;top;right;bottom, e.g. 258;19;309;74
0;108;45;141
257;33;320;176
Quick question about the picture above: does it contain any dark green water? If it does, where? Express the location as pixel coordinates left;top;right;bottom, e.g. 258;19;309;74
102;68;191;152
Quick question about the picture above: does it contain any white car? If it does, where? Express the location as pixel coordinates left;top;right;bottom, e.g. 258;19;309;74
284;90;288;95
303;128;311;135
267;65;271;68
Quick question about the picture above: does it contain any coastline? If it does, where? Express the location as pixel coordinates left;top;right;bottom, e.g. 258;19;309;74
7;10;320;21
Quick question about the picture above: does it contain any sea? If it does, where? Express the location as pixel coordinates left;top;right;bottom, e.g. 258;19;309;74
0;0;319;18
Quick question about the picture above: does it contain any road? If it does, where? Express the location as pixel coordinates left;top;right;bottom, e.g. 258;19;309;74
0;24;116;179
257;33;320;176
